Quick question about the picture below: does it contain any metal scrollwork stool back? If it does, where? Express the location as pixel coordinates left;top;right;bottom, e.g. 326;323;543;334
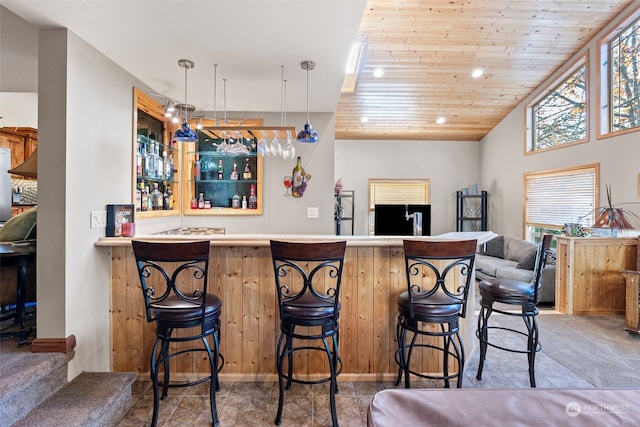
132;240;224;426
269;240;346;427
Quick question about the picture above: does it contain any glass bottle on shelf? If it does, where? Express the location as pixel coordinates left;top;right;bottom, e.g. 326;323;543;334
146;186;152;211
249;184;257;210
198;193;205;209
151;183;163;210
243;159;252;180
232;192;241;209
136;144;143;176
230;161;239;180
163;185;170;210
168;153;174;181
242;195;248;209
143;145;151;177
193;154;201;181
217;160;224;180
135;181;142;211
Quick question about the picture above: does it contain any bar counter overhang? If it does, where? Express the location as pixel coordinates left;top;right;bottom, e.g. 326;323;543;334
96;232;492;382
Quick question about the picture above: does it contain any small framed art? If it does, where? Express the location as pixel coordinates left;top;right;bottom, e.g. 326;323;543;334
106;204;135;237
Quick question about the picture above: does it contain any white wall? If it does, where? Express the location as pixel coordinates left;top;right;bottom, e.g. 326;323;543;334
480;2;640;238
335;139;480;235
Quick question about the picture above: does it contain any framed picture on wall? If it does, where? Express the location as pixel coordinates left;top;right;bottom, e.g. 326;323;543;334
106;204;135;237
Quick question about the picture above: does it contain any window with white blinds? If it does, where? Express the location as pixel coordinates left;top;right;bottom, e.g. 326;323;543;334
525;164;598;229
368;179;430;210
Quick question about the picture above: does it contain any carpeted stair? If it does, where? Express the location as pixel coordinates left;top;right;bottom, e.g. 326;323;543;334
0;347;136;427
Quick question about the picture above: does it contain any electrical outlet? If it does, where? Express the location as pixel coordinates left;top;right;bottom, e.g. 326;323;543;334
90;210;107;229
307;207;319;219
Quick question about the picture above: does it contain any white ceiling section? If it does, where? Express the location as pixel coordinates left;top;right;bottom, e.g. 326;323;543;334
0;0;367;113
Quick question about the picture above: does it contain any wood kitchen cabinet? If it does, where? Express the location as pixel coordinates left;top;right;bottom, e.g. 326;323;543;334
0;127;37;176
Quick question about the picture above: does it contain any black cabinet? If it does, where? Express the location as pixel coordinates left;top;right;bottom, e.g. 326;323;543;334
456;190;488;231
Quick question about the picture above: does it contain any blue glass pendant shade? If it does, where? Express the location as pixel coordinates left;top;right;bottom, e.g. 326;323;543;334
173;121;198;142
296;123;319;143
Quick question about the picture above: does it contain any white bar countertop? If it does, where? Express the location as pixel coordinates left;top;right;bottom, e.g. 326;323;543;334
94;231;497;248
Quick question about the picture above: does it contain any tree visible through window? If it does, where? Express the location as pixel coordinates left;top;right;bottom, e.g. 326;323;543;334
611;16;640;132
532;61;587;150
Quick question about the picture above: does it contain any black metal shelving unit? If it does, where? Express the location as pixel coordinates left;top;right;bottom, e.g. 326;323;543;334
456;190;488;231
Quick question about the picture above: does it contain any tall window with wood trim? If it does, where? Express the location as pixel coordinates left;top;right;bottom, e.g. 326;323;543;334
526;54;588;153
598;6;640;137
524;164;599;241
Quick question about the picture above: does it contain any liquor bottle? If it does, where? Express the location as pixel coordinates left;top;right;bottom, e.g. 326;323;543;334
198;193;205;209
167;185;174;210
148;143;156;178
168;153;174;181
163;185;170;210
145;186;152;211
136;143;143;176
163;151;170;180
193;154;201;181
248;184;257;210
292;156;305;197
156;145;163;179
243;159;252;179
135;181;142;211
143;144;151;177
217;160;224;180
232;192;241;209
151;183;163;210
230;161;239;180
242;195;248;210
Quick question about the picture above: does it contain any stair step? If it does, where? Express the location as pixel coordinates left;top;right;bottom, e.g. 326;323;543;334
12;371;137;427
0;351;70;426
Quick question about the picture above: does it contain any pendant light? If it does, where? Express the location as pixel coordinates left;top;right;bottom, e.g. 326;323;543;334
173;59;198;142
297;60;319;143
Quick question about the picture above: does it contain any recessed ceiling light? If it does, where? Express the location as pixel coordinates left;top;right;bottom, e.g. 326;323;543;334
436;117;446;124
373;68;384;78
472;68;484;78
361;116;369;123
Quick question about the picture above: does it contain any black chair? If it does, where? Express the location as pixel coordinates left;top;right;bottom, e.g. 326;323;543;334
395;239;477;389
132;240;223;427
475;233;553;388
269;240;346;427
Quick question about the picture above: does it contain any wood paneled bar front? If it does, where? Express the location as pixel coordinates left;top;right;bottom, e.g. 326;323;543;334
95;234;482;382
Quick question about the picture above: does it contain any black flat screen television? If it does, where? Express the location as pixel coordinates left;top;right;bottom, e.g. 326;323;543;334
374;204;431;236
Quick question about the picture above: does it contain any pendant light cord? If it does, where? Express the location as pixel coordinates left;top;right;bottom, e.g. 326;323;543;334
213;64;218;125
183;64;189;121
306;66;310;124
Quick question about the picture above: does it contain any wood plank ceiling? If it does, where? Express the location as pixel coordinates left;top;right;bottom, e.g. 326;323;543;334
335;0;635;141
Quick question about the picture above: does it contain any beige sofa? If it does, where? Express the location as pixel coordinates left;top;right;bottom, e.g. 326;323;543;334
474;235;556;304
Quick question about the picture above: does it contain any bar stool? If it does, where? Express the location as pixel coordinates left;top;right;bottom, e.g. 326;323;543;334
132;240;224;427
269;240;346;427
476;234;553;387
395;239;477;388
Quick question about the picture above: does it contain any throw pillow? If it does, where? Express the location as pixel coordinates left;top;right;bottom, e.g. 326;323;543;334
0;207;37;242
516;248;538;270
480;236;504;258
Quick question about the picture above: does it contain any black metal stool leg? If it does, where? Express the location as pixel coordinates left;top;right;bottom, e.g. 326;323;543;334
441;324;451;388
453;327;464;388
202;336;220;426
476;305;491;381
524;313;539;388
150;337;162;427
275;331;287;426
394;319;405;386
323;336;339;427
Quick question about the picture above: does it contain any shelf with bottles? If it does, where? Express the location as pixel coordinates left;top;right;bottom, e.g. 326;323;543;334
183;133;262;215
133;88;180;218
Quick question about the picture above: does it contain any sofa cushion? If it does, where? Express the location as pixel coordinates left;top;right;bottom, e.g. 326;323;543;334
496;266;535;283
515;248;538;270
479;236;504;258
475;254;518;277
505;236;537;262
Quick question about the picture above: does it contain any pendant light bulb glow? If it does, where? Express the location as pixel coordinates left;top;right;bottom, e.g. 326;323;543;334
297;60;319;143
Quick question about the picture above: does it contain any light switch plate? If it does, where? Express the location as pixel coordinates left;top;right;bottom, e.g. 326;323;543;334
91;210;107;228
307;207;319;219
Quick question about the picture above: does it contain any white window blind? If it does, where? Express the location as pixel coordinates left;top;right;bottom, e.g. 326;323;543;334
368;179;430;210
525;165;597;228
